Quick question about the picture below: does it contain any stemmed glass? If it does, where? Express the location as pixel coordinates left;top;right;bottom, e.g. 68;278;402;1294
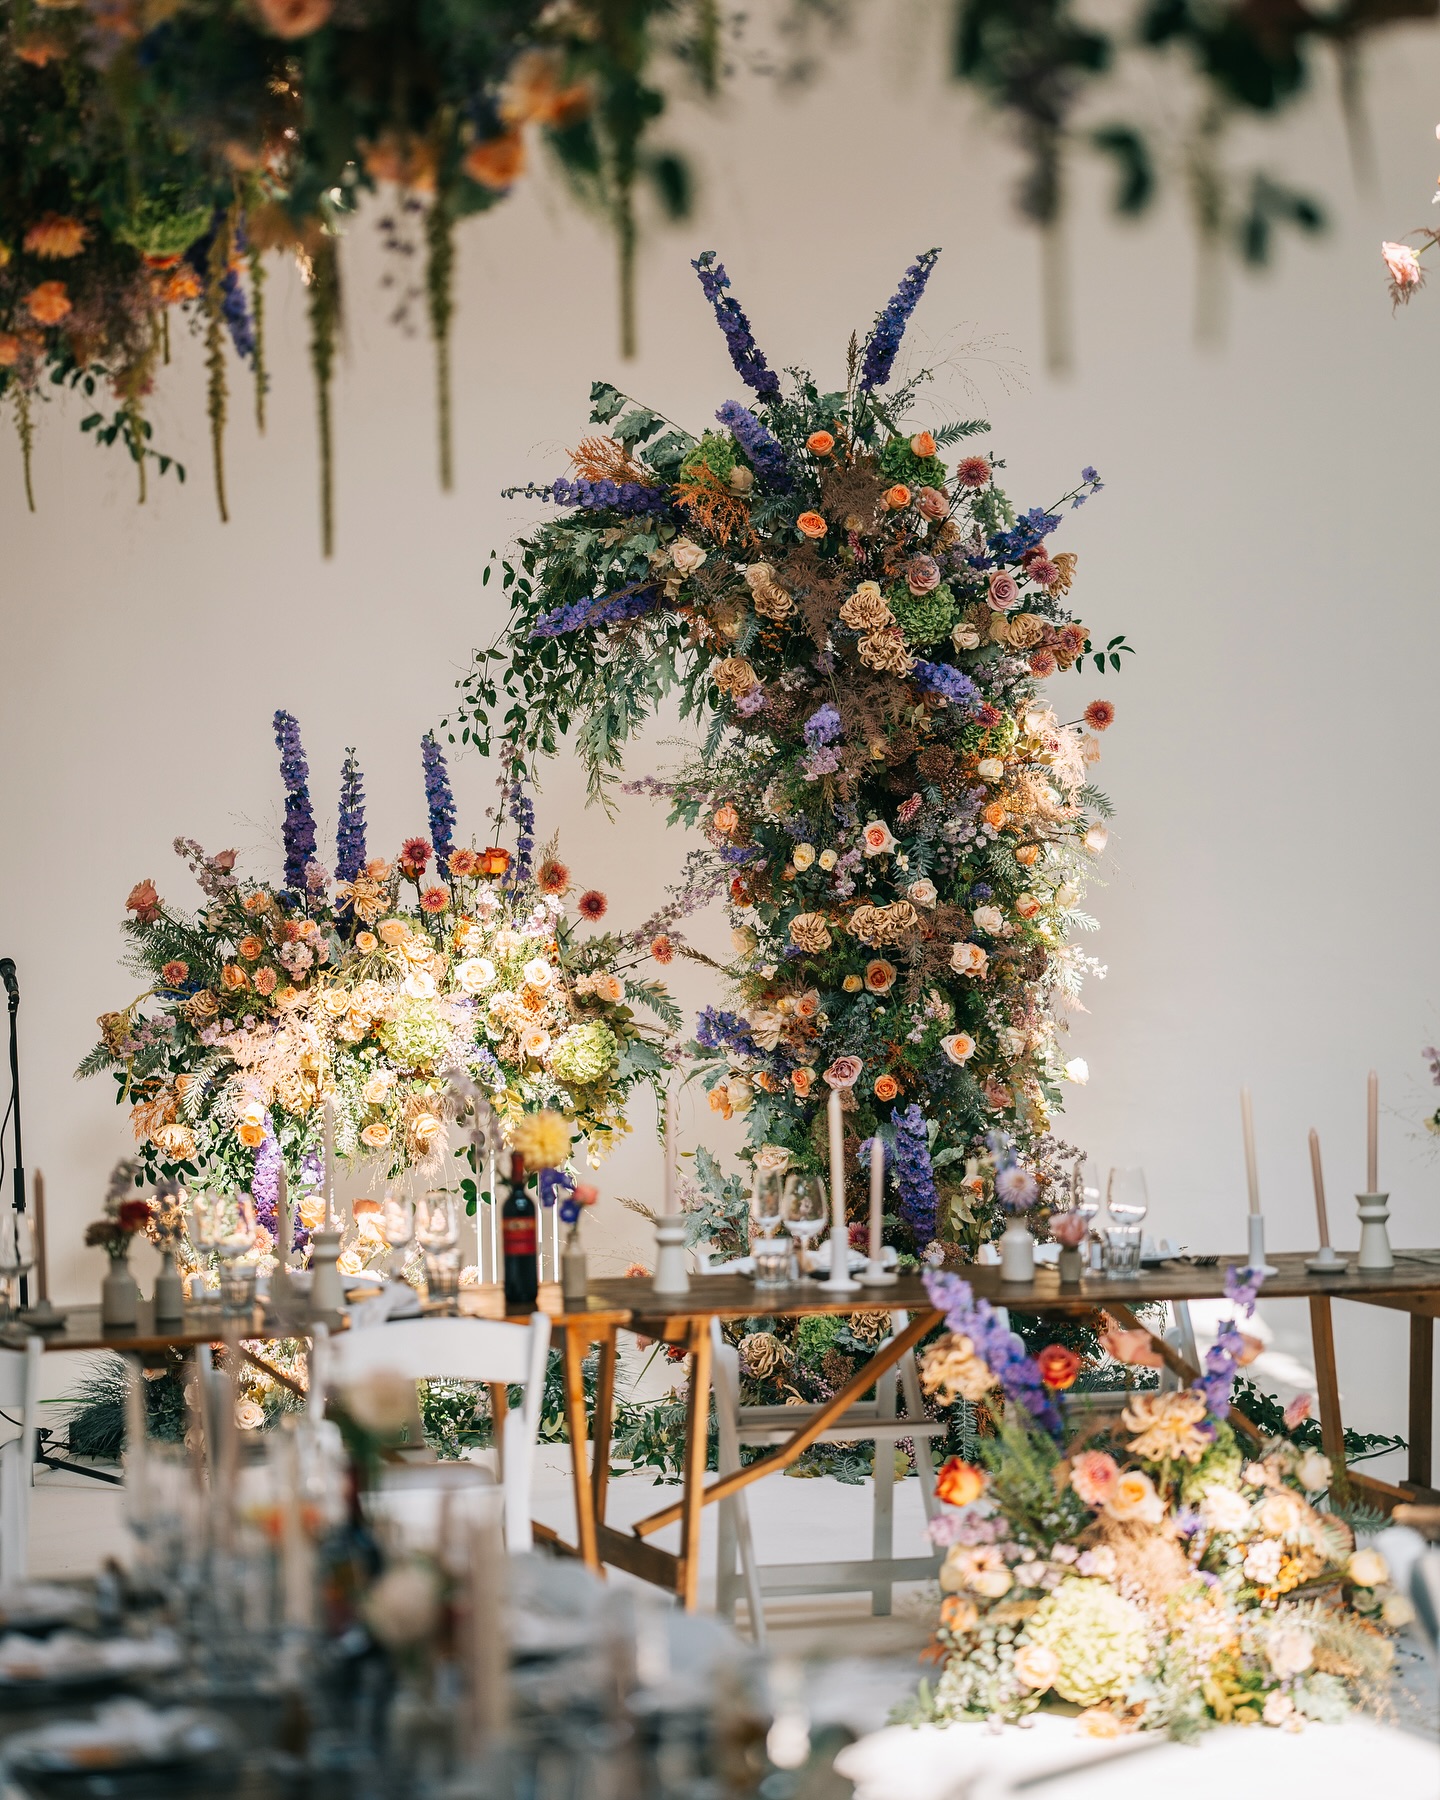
1103;1167;1148;1278
195;1193;258;1315
417;1191;460;1312
381;1189;416;1279
750;1168;784;1243
0;1213;34;1320
783;1175;827;1275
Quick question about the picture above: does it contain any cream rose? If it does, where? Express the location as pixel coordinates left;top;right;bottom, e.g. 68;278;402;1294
950;942;987;978
907;878;938;908
1014;893;1042;921
1265;1627;1314;1680
1348;1548;1389;1588
360;1122;393;1150
670;537;707;575
377;919;409;946
1063;1058;1089;1084
1295;1449;1332;1492
976;758;1004;783
522;957;555;990
861;820;895;857
792;843;816;871
519;1025;551;1059
972;905;1003;935
1083;825;1109;855
818;849;838;871
402;971;438;1000
941;1032;976;1065
1105;1469;1164;1525
1012;1643;1060;1691
455;957;497;994
235;1399;266;1431
1198;1485;1251;1534
951;622;982;651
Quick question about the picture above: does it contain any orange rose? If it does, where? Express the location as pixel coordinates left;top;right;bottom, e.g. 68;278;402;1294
713;804;740;834
478;846;511;878
708;1086;734;1120
237;935;264;961
1015;844;1040;867
0;334;21;367
237;1120;266;1148
355;931;378;953
981;801;1006;829
26;281;72;325
221;963;249;991
806;430;835;455
1037;1344;1081;1390
791;1068;815;1098
935;1457;987;1507
464;129;526;191
796;511;828;539
909;431;937;458
874;1074;899;1102
882;484;911;510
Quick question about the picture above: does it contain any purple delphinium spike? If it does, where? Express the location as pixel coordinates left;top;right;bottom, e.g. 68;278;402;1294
335;747;367;883
692;252;781;398
185;217;256;363
546;478;672;515
912;662;980;711
715;402;791;489
273;710;317;892
859;248;941;392
924;1269;1063;1438
890;1104;939;1243
530;582;661;640
421;733;457;867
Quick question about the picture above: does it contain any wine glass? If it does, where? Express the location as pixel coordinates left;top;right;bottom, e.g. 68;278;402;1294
1103;1166;1148;1278
417;1192;460;1312
751;1167;784;1243
783;1175;828;1274
382;1188;416;1278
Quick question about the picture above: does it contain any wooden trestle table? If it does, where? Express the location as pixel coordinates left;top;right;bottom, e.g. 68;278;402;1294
546;1254;1440;1608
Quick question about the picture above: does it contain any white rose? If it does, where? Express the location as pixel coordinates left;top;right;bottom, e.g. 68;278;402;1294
402;971;437;999
519;1025;551;1059
522;957;554;991
1199;1485;1252;1534
725;1077;755;1114
1265;1627;1314;1680
731;926;757;956
950;942;987;978
455;957;496;994
362;1563;443;1651
1063;1058;1089;1085
976;758;1004;783
235;1398;265;1431
1382;1592;1416;1627
1054;882;1079;908
1295;1450;1331;1492
753;1144;790;1173
861;820;895;857
907;878;938;908
818;849;838;871
972;905;1003;935
1348;1548;1389;1588
1012;1643;1059;1691
728;464;755;495
670;537;707;575
1083;824;1109;854
746;1009;784;1051
792;843;816;871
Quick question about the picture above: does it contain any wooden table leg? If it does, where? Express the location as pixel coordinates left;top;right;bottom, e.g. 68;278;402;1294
559;1327;601;1573
1409;1313;1434;1490
1309;1296;1345;1468
591;1327;618;1528
487;1382;508;1485
678;1317;713;1612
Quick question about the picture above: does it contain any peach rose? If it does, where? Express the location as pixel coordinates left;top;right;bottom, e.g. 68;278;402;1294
882;484;911;510
221;963;249;991
915;485;948;520
796;511;828;539
237;1120;265;1149
941;1032;975;1065
377;919;409;946
806;431;834;455
1012;1644;1060;1691
237;935;264;961
1106;1469;1164;1525
713;804;739;834
1014;893;1042;920
126;878;160;923
360;1122;392;1149
355;931;378;953
909;431;937;458
987;571;1020;612
874;1074;899;1102
1068;1449;1119;1506
823;1056;862;1088
791;1068;815;1098
255;0;333;38
864;959;896;993
950;941;987;978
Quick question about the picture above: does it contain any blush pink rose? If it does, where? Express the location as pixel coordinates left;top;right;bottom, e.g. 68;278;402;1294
905;554;941;595
915;486;949;521
987;571;1020;612
823;1056;863;1089
1069;1450;1119;1507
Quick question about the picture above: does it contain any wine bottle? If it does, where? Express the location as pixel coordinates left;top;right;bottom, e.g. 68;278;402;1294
501;1152;538;1309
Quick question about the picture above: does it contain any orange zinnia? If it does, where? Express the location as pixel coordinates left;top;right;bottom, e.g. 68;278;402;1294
796;511;827;539
24;214;87;259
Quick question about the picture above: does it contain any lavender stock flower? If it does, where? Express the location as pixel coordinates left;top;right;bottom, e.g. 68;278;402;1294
803;703;842;746
421;733;457;865
692;252;781;398
335;748;367;883
859;248;940;392
714;402;791;489
546;477;672;516
273;709;317;892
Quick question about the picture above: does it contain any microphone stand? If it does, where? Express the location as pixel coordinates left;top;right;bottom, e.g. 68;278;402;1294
1;961;24;1310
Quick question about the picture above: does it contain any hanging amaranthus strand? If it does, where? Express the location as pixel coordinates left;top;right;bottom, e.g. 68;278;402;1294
249;242;268;434
425;196;455;491
13;387;35;514
308;234;341;558
204;221;231;524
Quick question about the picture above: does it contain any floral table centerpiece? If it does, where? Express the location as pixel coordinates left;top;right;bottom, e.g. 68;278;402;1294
453;247;1127;1270
79;715;674;1269
910;1266;1410;1738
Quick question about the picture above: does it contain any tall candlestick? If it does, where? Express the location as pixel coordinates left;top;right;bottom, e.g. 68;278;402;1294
322;1097;336;1229
276;1163;290;1272
662;1086;676;1215
1367;1069;1378;1193
828;1087;845;1236
30;1169;48;1305
868;1135;884;1265
1240;1087;1260;1215
1309;1129;1330;1246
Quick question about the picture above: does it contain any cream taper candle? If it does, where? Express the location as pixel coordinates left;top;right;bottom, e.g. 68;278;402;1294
828;1087;845;1236
1367;1069;1378;1194
868;1135;884;1266
663;1085;676;1215
322;1096;336;1229
1308;1129;1330;1248
1240;1087;1260;1215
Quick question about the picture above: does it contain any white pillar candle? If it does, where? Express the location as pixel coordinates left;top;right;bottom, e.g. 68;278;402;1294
828;1087;845;1236
1308;1129;1331;1248
868;1136;884;1265
322;1097;336;1229
1240;1087;1260;1215
1367;1069;1378;1193
663;1086;676;1215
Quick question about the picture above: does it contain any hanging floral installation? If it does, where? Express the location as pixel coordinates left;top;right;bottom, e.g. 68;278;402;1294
77;715;676;1211
0;0;712;548
452;247;1129;1269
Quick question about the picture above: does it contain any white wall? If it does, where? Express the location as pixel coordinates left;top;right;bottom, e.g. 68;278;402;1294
3;8;1439;1454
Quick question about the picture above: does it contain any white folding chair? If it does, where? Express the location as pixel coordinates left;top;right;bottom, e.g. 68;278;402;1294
712;1312;943;1643
0;1337;42;1584
322;1316;551;1551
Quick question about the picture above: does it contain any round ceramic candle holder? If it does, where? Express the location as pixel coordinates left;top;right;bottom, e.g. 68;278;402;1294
1305;1243;1345;1275
1246;1213;1279;1278
1353;1194;1394;1273
652;1216;690;1296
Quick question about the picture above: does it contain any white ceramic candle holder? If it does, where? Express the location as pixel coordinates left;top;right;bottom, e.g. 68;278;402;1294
859;1256;897;1287
1353;1194;1394;1273
1246;1213;1279;1278
824;1224;859;1294
308;1228;346;1316
652;1215;690;1296
1305;1243;1345;1275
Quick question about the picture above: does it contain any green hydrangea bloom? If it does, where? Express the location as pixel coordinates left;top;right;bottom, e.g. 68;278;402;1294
377;1000;452;1075
113;191;214;261
889;581;956;647
679;430;737;484
1024;1577;1149;1706
549;1019;619;1087
879;435;949;493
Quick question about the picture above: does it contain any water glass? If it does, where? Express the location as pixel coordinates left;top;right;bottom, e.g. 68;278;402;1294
219;1259;258;1316
1103;1166;1148;1279
1102;1229;1143;1278
751;1167;784;1240
425;1250;461;1312
752;1239;794;1289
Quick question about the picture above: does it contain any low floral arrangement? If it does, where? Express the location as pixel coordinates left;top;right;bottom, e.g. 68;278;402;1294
79;714;675;1245
454;247;1127;1271
909;1266;1411;1738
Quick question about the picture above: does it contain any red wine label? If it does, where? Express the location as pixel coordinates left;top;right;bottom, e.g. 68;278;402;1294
503;1219;537;1258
